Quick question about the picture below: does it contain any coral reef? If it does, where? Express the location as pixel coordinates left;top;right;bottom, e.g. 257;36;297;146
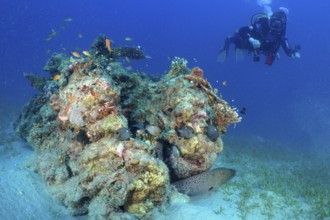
123;61;240;180
91;34;145;60
15;35;240;219
44;53;70;76
24;73;48;92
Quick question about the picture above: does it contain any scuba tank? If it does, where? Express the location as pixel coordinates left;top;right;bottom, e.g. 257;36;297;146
249;13;269;62
250;13;269;27
250;13;270;39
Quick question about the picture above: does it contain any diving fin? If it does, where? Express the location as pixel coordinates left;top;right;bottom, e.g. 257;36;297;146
217;48;228;63
235;48;244;61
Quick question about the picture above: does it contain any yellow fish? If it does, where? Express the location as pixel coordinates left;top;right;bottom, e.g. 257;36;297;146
125;37;133;41
71;51;81;58
53;74;61;81
105;38;112;52
82;50;91;56
125;57;131;63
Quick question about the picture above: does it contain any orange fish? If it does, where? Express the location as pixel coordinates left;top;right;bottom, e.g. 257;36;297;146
53;74;61;81
105;38;112;52
71;51;81;58
82;50;91;56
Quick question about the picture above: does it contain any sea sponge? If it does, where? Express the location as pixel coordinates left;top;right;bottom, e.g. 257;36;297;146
55;62;126;142
163;132;223;180
123;148;170;217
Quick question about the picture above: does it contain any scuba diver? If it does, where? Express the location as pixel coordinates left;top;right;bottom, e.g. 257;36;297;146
217;10;301;65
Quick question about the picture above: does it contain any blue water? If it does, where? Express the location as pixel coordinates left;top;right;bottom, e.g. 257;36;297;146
1;0;330;185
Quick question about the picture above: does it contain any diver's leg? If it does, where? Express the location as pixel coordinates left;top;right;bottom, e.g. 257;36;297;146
217;36;235;62
223;36;235;51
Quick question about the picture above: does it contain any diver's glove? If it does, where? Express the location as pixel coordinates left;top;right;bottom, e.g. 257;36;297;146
291;45;301;59
248;37;261;49
291;51;301;59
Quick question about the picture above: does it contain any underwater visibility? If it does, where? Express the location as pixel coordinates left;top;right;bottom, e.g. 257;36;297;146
1;0;330;219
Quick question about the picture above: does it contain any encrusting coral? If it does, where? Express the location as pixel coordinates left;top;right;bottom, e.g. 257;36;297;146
15;35;240;219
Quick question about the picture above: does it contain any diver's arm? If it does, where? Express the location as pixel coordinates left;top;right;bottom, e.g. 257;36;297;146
238;26;253;38
281;38;300;58
238;26;261;50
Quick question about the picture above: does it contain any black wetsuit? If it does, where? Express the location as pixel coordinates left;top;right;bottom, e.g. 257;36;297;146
221;17;297;65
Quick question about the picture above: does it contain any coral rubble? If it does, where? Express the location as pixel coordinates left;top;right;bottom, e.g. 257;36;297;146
15;35;240;219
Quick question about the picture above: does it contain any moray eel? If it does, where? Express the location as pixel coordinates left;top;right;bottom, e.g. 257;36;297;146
173;167;236;196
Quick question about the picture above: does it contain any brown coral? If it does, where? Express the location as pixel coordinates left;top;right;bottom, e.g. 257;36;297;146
191;67;204;78
184;74;211;89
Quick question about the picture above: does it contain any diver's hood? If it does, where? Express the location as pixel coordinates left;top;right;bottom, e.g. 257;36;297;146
270;11;287;34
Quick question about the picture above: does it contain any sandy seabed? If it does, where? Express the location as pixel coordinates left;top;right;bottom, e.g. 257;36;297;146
1;102;329;220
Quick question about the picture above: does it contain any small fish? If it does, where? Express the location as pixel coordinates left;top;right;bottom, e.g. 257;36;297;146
105;38;112;52
171;145;180;158
222;80;227;86
145;125;161;136
64;18;73;22
125;37;133;41
207;125;219;142
77;33;83;38
126;66;133;71
116;127;131;141
176;126;195;139
46;29;57;41
240;107;247;115
125;57;131;63
53;74;61;81
71;51;81;58
82;50;91;56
